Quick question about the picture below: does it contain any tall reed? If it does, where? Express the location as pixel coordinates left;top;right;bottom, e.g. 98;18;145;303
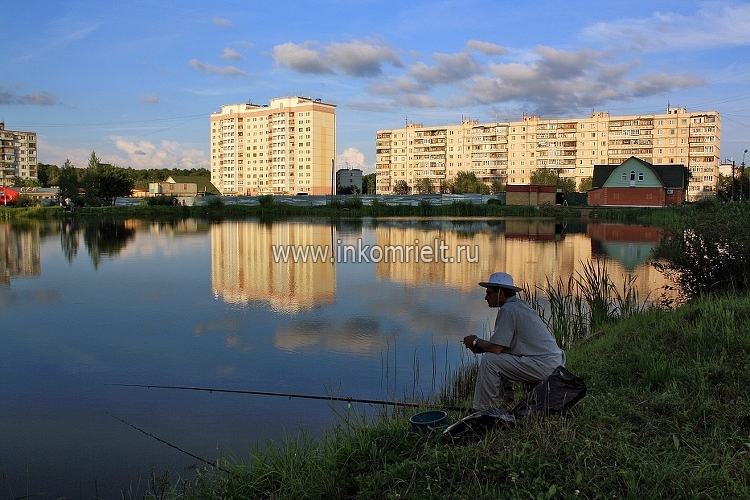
529;259;651;348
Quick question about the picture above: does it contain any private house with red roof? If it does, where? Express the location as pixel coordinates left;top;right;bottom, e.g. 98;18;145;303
587;157;689;207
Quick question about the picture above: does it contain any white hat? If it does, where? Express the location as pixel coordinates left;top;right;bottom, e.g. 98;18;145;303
478;272;523;292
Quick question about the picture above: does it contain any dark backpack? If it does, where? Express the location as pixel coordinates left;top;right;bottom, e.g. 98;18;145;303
512;365;587;417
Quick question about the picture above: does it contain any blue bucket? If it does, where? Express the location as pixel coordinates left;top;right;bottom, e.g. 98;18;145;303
409;410;448;433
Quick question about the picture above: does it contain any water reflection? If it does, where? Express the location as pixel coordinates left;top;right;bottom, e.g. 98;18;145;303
371;219;671;301
210;220;337;313
0;221;41;284
0;216;676;498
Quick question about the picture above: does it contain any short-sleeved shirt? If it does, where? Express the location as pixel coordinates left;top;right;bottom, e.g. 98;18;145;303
489;295;563;358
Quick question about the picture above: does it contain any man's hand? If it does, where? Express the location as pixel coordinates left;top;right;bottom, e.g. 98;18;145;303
463;335;481;353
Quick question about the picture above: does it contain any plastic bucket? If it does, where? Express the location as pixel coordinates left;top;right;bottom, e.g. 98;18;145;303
409;410;448;433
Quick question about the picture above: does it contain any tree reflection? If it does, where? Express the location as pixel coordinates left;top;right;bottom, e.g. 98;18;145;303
82;219;136;269
60;217;79;263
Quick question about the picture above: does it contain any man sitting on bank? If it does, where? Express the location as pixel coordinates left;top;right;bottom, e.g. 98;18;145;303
463;272;566;410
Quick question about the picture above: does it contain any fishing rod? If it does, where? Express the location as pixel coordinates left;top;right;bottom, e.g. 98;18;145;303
106;383;470;412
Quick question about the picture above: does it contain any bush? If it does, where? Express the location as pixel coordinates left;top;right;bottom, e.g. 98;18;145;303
651;203;750;301
343;197;363;210
205;196;225;209
146;196;177;206
257;194;275;206
15;195;40;207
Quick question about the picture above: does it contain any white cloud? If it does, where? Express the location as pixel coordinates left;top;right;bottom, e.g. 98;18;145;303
213;17;233;28
137;94;158;104
272;39;401;76
189;58;246;77
337;147;366;170
466;40;508;56
409;52;484;85
221;48;242;60
582;2;750;51
111;137;209;169
0;86;57;105
272;42;332;74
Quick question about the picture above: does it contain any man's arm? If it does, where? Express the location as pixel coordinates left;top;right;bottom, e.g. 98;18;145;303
463;335;504;355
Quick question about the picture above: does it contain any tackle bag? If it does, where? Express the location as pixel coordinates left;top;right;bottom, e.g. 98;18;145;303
511;365;587;417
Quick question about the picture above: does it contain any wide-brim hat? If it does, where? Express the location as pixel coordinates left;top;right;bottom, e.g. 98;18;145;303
478;271;523;291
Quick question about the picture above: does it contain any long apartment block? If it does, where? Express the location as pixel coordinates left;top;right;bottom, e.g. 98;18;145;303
375;107;720;201
210;96;336;196
0;122;37;183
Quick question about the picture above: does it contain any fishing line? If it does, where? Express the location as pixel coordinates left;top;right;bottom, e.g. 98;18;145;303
107;412;233;475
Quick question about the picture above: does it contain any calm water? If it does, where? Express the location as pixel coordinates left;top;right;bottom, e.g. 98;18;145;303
0;216;669;498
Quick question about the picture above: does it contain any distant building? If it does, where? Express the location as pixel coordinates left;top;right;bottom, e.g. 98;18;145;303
587;156;689;207
149;176;219;197
336;168;362;194
210;96;336;196
375;107;720;201
0;122;38;184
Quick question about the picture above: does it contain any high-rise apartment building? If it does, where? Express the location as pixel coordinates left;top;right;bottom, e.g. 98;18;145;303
375;107;720;201
210;96;336;196
0;123;38;185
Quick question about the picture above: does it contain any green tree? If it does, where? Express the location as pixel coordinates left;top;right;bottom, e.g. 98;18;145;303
37;163;60;187
392;180;411;194
530;167;576;192
99;164;135;205
453;171;487;194
362;173;376;194
83;151;104;206
439;179;454;194
530;167;558;185
415;177;435;194
58;159;79;202
490;179;505;194
578;177;593;193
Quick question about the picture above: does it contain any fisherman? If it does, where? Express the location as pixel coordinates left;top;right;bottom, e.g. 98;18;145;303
463;272;565;410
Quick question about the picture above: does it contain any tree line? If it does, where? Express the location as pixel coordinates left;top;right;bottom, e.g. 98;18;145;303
26;153;209;206
391;169;592;195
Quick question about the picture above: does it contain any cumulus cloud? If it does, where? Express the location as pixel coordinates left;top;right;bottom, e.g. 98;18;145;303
582;3;750;51
0;87;57;105
213;17;233;28
409;52;484;84
337;147;366;169
111;137;209;169
137;94;158;104
221;47;242;60
272;39;402;76
189;58;245;77
460;45;705;114
272;42;332;74
466;40;508;56
359;42;706;115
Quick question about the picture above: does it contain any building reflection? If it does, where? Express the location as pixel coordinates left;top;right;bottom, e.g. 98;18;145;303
0;223;41;284
211;220;336;313
374;219;673;301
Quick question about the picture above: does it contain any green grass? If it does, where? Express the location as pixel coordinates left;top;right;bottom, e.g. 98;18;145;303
148;293;750;498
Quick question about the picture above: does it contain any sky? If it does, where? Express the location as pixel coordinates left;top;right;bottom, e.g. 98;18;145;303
2;0;750;175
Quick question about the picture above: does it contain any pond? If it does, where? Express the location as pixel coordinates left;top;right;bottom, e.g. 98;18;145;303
0;216;670;498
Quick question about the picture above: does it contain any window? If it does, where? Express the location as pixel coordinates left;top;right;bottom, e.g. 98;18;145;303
638;173;644;181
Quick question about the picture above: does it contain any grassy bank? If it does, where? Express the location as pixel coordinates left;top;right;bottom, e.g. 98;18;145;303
151;292;750;498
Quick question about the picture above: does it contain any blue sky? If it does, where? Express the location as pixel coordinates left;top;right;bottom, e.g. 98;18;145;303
3;0;750;173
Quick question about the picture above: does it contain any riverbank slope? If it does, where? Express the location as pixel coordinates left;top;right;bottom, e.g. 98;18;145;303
165;292;750;498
